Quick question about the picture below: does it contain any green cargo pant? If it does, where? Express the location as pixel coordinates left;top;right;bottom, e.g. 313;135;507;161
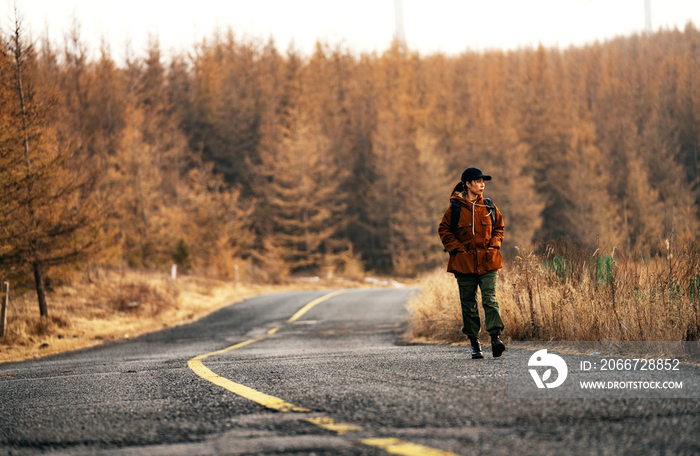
455;271;504;338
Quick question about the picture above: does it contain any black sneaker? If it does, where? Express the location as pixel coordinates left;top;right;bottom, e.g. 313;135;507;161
491;334;506;358
469;338;484;359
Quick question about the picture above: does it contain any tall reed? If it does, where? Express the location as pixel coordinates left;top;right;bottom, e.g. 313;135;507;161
408;240;700;343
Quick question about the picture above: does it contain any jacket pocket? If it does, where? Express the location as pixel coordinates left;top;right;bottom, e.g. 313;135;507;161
458;224;474;243
449;250;475;275
481;217;492;238
484;248;503;271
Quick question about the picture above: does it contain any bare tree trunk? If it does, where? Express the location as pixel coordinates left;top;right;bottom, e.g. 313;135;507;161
384;133;395;266
33;260;49;318
13;12;49;318
0;282;8;338
11;13;32;169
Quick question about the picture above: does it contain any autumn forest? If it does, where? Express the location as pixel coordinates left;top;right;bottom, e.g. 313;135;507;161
2;18;700;310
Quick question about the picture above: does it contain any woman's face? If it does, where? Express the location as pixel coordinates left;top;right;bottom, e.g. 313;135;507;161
466;178;485;196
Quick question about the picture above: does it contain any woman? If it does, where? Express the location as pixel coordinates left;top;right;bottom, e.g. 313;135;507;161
438;167;506;359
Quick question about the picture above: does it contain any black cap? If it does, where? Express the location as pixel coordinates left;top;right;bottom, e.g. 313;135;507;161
461;167;492;182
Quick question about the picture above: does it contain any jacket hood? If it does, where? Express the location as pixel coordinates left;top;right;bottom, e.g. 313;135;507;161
450;182;484;205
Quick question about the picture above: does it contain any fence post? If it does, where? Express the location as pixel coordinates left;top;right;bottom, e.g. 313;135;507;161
171;264;177;280
1;282;8;338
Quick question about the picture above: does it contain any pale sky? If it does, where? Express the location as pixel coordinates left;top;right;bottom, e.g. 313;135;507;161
4;0;700;62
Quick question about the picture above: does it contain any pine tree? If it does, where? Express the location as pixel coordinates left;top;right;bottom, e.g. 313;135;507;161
187;31;261;190
256;46;346;274
458;49;544;253
366;42;427;273
176;159;253;277
391;129;451;275
338;53;378;268
516;46;573;241
564;118;622;246
0;16;103;316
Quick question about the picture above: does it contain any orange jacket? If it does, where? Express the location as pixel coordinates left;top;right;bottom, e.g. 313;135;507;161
438;189;505;275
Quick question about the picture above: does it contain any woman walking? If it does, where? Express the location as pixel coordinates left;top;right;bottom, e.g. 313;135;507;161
438;168;506;359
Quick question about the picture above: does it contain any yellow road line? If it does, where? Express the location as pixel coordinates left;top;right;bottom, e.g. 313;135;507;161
361;438;459;456
188;337;309;412
287;289;347;323
193;337;264;358
189;357;309;412
188;290;345;412
188;289;456;456
304;416;364;435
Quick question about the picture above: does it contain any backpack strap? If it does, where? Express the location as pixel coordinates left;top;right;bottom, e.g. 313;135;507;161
450;198;461;236
483;198;497;227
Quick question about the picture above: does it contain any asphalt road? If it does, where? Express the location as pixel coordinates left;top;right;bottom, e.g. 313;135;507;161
1;288;700;455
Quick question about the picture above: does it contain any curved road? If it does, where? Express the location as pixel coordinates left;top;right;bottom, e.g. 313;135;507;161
1;288;700;455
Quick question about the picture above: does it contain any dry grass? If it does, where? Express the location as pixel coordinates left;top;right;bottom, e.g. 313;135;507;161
407;270;467;344
0;267;397;364
408;240;700;344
